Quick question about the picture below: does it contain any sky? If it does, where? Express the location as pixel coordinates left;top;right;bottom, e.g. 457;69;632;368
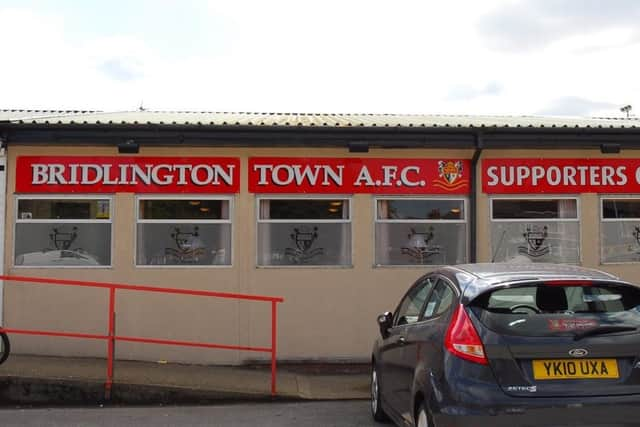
1;0;638;117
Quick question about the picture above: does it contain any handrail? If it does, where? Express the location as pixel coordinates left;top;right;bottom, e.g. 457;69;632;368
0;274;284;398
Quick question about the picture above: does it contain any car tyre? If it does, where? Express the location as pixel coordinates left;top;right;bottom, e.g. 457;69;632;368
371;363;389;422
0;332;10;365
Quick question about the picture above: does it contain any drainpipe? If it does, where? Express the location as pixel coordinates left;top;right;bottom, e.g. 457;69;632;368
469;133;483;263
0;136;6;325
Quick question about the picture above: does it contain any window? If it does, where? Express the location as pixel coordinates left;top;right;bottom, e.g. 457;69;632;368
469;282;640;337
375;198;467;266
15;197;112;267
257;197;351;266
136;197;232;266
490;198;579;263
393;277;436;326
423;279;455;318
601;198;640;263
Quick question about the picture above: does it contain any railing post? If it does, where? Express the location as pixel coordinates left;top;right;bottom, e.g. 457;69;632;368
271;300;277;397
105;287;116;401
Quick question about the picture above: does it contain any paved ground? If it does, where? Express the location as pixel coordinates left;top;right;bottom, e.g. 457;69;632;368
0;354;370;404
0;401;377;427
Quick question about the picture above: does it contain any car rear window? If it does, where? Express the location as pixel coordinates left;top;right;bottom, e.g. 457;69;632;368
469;282;640;337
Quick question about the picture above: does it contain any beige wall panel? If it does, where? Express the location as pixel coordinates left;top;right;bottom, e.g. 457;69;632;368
580;193;599;267
6;145;245;363
476;161;491;263
113;293;240;364
9;144;640;364
3;284;107;357
241;148;470;360
245;268;432;361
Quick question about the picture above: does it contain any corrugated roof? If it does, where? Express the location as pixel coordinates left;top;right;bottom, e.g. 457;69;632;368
2;110;638;129
0;109;100;122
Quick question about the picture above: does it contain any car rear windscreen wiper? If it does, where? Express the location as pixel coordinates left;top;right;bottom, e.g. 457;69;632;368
573;325;638;341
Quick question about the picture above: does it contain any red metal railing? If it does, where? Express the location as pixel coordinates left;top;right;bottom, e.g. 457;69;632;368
0;275;284;397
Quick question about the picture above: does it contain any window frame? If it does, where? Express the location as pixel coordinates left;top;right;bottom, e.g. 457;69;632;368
135;194;234;268
489;195;581;264
600;195;640;265
13;194;114;269
374;196;469;267
255;195;353;268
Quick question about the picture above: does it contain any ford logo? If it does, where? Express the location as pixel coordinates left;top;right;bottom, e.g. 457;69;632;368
568;348;589;357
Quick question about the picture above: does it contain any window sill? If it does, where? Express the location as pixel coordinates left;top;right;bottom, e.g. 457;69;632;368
256;265;353;269
373;264;445;269
135;264;233;269
12;265;113;269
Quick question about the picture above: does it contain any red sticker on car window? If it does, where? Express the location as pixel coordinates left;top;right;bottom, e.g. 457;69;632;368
547;319;599;332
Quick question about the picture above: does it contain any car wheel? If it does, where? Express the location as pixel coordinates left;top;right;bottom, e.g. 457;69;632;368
371;363;389;422
415;402;430;427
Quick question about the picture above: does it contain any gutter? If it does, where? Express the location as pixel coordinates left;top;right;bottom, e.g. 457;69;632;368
3;123;640;149
469;133;483;263
0;136;5;326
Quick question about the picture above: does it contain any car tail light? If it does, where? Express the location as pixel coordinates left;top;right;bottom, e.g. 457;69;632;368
444;304;488;365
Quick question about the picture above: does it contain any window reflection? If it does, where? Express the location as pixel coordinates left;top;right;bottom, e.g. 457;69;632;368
376;198;467;266
15;198;112;267
137;198;232;266
258;199;351;266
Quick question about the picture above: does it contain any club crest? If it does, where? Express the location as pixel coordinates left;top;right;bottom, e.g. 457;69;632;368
401;227;441;264
518;225;550;258
165;226;207;263
432;160;468;191
284;226;324;264
50;226;78;250
439;160;462;184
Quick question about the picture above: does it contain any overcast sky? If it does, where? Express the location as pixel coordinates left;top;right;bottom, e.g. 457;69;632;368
1;0;638;117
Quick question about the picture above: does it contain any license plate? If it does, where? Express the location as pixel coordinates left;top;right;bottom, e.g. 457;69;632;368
532;358;619;380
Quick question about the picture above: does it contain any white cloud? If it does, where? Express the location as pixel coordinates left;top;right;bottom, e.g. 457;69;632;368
0;1;637;117
478;0;640;52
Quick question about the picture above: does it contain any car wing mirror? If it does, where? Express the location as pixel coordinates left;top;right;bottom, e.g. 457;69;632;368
377;311;393;339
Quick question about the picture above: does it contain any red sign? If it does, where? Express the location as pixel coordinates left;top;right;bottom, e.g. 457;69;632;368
547;318;599;332
483;159;640;194
249;158;470;194
16;156;240;193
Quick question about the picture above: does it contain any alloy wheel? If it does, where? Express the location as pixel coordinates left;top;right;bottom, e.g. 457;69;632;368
416;404;429;427
370;363;389;422
371;368;379;414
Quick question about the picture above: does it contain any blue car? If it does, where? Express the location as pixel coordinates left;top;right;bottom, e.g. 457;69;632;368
371;263;640;427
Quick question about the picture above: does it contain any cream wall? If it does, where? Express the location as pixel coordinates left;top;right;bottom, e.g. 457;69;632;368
6;145;640;365
4;145;472;364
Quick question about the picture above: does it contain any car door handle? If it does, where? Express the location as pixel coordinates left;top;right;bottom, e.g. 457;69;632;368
398;336;407;345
